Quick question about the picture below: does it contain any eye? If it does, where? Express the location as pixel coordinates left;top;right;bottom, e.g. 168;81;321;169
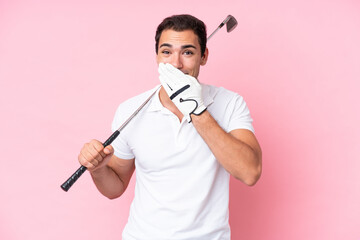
162;50;170;55
183;50;194;55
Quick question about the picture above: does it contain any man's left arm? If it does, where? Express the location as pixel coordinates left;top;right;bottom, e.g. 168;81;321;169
192;111;262;186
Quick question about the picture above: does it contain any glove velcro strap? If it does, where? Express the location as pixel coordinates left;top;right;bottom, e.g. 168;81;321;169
170;85;190;100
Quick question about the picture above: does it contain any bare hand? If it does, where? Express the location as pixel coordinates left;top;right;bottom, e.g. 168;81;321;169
78;139;114;172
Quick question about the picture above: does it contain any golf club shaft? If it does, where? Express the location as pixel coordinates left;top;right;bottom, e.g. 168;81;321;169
207;27;221;41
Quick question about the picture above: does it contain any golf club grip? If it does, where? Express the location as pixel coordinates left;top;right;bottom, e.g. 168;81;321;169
61;130;120;192
61;165;87;191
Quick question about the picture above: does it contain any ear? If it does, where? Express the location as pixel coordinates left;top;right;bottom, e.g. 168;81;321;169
200;48;209;66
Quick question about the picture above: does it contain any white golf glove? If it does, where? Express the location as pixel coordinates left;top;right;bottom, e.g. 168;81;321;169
158;63;206;122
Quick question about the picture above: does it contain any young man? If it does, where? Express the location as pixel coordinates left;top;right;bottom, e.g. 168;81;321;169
78;14;262;240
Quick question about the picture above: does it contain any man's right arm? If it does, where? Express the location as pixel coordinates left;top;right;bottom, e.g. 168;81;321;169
78;139;135;199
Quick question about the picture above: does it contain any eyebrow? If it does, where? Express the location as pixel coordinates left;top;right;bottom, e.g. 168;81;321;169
159;43;197;50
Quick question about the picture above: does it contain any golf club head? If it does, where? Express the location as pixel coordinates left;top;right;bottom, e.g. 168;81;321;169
207;14;238;41
225;15;238;32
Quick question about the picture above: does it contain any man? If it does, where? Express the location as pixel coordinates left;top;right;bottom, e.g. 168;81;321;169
78;14;262;240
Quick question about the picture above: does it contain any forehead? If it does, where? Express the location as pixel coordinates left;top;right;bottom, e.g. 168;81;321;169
159;29;200;47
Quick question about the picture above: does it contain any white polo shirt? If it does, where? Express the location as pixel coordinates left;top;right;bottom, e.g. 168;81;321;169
111;84;254;240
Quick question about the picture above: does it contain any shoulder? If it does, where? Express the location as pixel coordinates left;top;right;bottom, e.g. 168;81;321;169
202;84;246;105
202;84;254;131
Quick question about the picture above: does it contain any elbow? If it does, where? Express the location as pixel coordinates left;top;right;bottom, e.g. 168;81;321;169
246;149;262;186
96;187;123;200
235;157;262;186
101;187;124;200
243;170;261;186
107;195;120;200
106;192;122;200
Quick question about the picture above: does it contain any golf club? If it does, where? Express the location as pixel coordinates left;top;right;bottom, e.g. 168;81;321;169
61;14;238;192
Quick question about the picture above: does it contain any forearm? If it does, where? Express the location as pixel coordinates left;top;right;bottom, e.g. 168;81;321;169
90;166;126;199
192;111;262;185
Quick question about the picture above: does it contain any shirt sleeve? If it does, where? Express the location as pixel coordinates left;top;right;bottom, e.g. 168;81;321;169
110;105;135;160
227;94;255;133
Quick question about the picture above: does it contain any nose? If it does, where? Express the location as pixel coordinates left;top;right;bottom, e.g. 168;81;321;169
170;53;183;69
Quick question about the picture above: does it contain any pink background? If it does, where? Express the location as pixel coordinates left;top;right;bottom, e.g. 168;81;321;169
1;0;359;239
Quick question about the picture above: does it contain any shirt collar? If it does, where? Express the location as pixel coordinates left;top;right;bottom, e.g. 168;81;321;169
146;85;163;112
146;84;217;113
